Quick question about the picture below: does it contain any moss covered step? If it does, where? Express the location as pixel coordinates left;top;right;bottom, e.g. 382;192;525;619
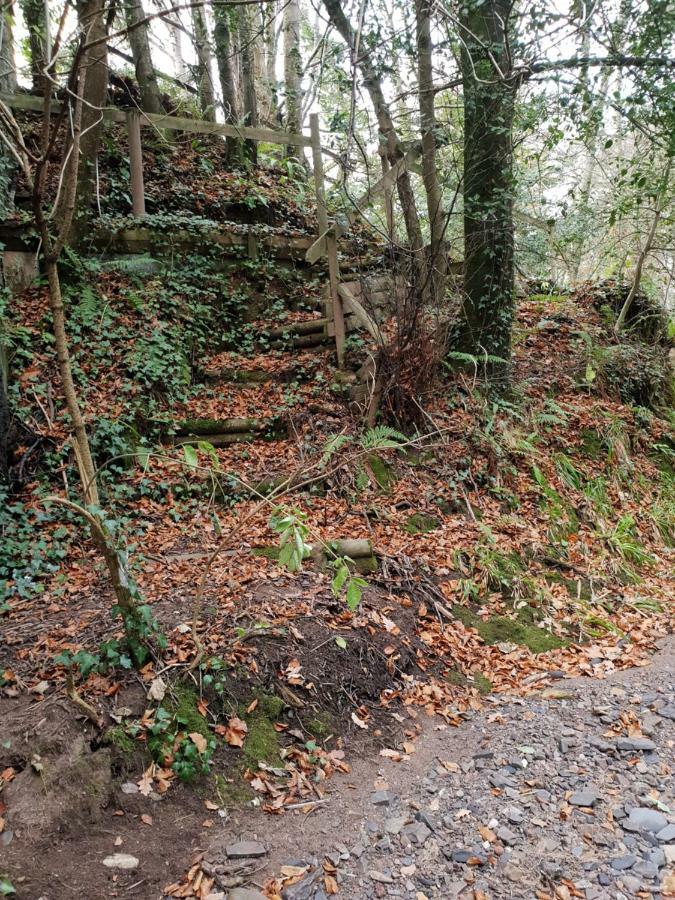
173;416;287;445
266;319;331;350
203;362;318;385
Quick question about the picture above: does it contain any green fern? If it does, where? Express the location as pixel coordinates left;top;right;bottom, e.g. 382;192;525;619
319;433;352;468
359;425;407;450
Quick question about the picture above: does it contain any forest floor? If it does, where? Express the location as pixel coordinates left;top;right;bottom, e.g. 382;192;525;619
2;149;674;899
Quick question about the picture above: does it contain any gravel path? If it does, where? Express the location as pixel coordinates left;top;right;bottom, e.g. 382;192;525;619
206;638;675;900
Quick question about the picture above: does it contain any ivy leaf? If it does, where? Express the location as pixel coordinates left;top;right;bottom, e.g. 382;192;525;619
183;445;198;470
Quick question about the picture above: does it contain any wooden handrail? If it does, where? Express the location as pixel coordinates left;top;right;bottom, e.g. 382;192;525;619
0;92;313;147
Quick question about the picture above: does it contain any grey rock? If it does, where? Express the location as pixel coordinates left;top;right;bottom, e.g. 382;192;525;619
610;855;636;871
658;704;675;720
648;848;666;868
618;874;641;893
615;737;657;752
384;817;407;835
656;823;675;842
415;810;437;832
622;807;668;833
226;841;267;860
102;854;139;870
450;849;473;864
369;870;394;884
497;826;518;845
633;860;659;879
597;873;612;886
569;789;601;807
504;806;524;825
402;821;431;846
227;890;267;900
371;790;397;806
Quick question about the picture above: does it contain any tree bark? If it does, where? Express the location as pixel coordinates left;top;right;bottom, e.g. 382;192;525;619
415;0;446;306
283;0;303;153
615;158;672;333
1;2;17;218
62;0;108;240
123;0;164;114
213;0;242;161
191;3;216;121
321;0;427;291
238;4;258;163
19;0;47;91
455;0;516;369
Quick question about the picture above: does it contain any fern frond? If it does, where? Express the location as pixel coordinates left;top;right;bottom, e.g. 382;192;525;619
359;425;407;450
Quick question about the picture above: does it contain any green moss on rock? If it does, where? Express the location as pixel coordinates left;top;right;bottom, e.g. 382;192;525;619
452;605;566;654
367;454;396;491
405;513;441;535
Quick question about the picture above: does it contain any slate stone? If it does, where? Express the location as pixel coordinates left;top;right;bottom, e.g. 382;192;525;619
227;890;267;900
633;860;659;879
371;790;397;806
102;854;139;870
656;823;675;842
569;790;600;807
616;737;657;752
226;841;267;859
497;826;518;845
450;849;473;864
622;808;668;833
610;855;636;871
504;806;524;825
384;816;407;835
402;821;431;845
368;870;393;884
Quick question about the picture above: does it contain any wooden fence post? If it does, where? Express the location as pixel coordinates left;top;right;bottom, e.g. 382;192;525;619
310;112;345;366
126;109;146;217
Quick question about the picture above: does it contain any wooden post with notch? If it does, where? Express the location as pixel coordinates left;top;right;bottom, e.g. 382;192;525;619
126;109;146;217
310;112;345;366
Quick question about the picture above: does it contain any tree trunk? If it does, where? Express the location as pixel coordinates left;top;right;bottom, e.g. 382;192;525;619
123;0;164;114
615;158;672;333
455;0;516;370
19;0;47;91
1;2;17;218
238;5;258;163
67;0;108;238
321;0;427;291
213;0;242;161
283;0;303;153
191;3;216;121
415;0;446;306
263;1;279;121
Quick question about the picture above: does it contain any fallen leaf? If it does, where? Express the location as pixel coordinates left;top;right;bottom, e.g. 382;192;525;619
351;712;368;730
147;676;167;702
223;716;248;748
189;732;208;754
141;814;153;825
324;874;339;895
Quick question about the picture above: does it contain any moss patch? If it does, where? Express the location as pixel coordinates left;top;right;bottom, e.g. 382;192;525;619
452;605;566;654
367;454;396;491
252;545;281;560
405;513;440;535
170;685;210;739
472;673;493;695
241;692;284;770
446;668;468;687
102;725;135;757
307;711;335;741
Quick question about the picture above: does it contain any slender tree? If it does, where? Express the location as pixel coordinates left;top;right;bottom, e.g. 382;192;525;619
191;3;216;121
415;0;446;305
123;0;164;114
19;0;47;90
213;0;242;161
238;4;258;162
283;0;303;150
454;0;516;369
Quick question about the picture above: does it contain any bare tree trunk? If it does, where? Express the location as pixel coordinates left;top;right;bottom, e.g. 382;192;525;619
283;0;303;152
455;0;516;370
263;0;279;120
191;3;216;121
250;1;272;123
63;0;108;239
1;3;17;217
321;0;427;290
238;5;258;163
415;0;446;306
615;158;672;333
213;0;242;161
19;0;47;91
123;0;164;114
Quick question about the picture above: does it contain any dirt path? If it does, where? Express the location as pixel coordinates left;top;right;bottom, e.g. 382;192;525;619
201;636;675;899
